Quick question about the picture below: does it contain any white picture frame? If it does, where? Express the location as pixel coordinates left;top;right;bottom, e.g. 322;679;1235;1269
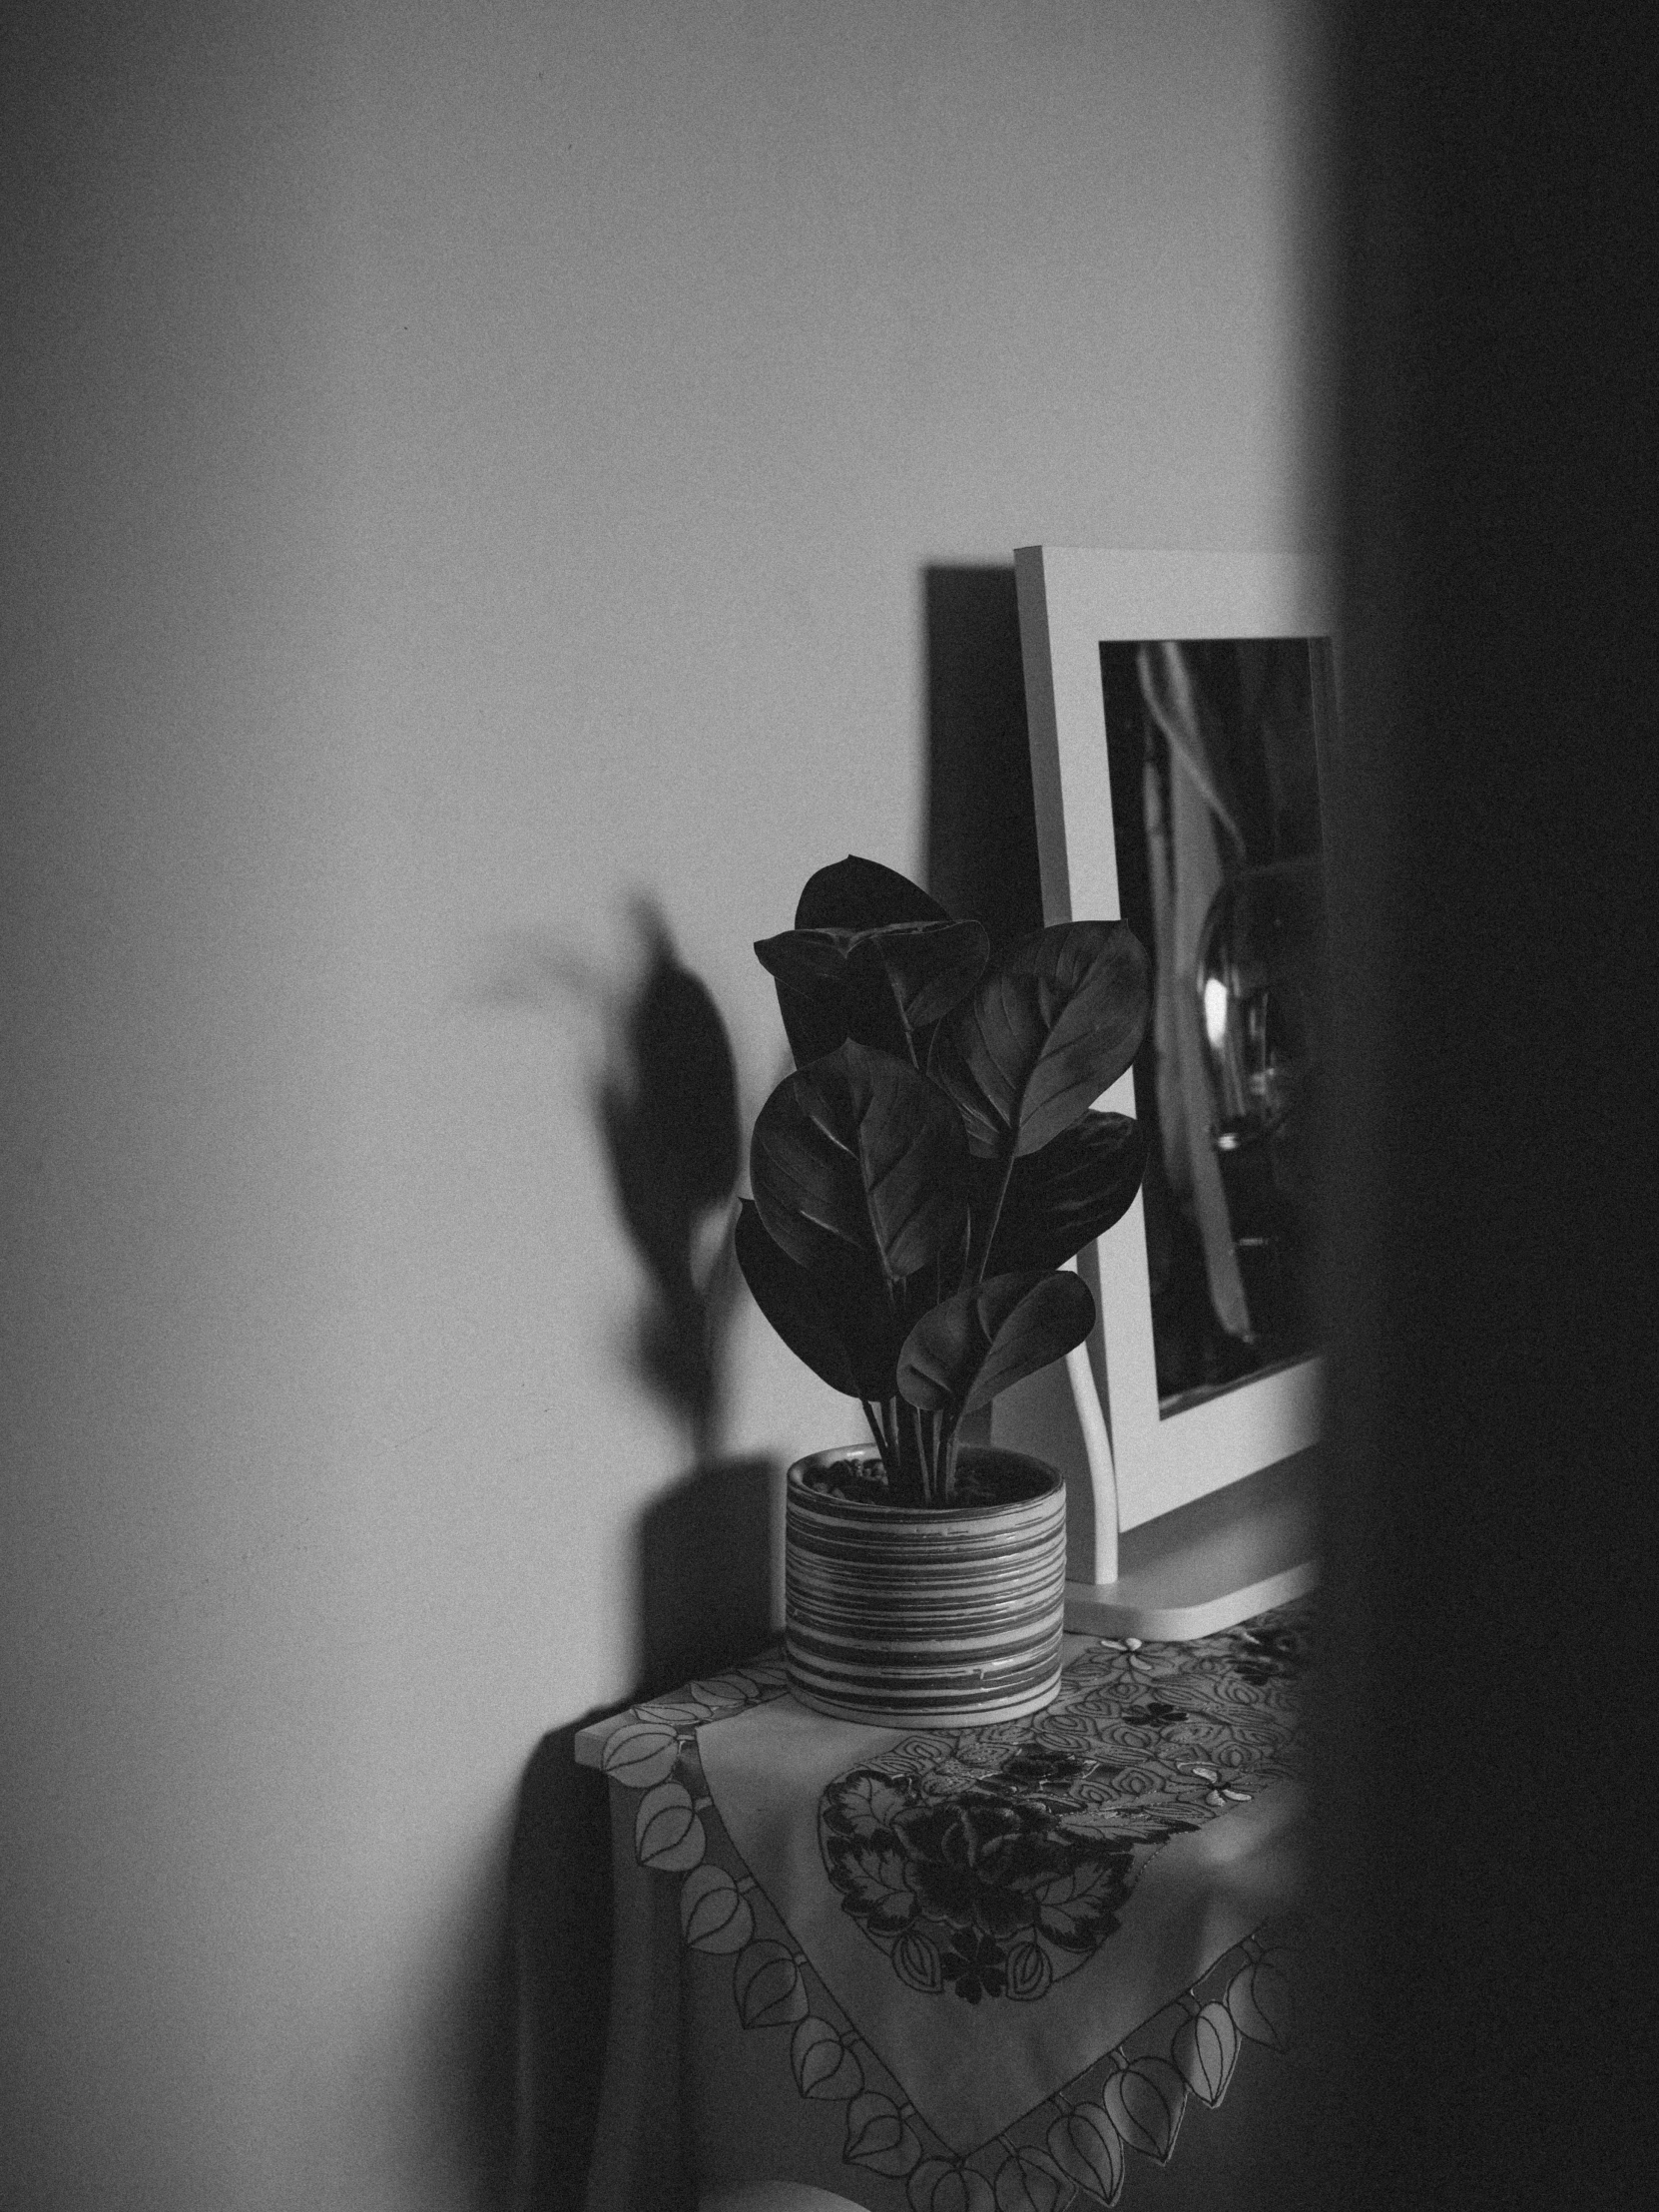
1012;546;1336;1626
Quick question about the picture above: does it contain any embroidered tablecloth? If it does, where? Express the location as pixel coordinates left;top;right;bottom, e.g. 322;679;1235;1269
576;1603;1310;2210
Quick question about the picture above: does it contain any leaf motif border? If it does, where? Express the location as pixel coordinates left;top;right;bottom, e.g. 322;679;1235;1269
598;1624;1308;2206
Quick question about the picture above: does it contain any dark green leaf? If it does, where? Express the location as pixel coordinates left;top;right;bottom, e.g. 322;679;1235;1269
934;921;1149;1159
776;978;852;1066
896;1269;1095;1415
756;910;987;1067
982;1112;1148;1274
734;1201;900;1399
755;924;908;1063
847;920;990;1032
754;928;854;994
750;1041;968;1283
755;929;855;1065
795;854;950;931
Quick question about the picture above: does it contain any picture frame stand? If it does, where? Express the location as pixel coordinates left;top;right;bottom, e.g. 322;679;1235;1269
1062;1432;1320;1640
994;1340;1320;1639
1010;544;1337;1638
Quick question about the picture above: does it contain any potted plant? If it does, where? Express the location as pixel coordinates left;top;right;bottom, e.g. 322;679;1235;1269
737;855;1150;1725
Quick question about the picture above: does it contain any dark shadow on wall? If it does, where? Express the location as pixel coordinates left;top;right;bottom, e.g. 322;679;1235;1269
596;903;780;1694
479;903;777;2206
504;1475;778;2212
922;564;1045;948
488;601;1052;2199
597;908;745;1464
507;1715;617;2212
398;1804;522;2211
919;565;1047;1448
480;901;749;1462
636;1453;778;1700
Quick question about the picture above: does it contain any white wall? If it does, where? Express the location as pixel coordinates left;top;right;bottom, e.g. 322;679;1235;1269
0;3;1328;2205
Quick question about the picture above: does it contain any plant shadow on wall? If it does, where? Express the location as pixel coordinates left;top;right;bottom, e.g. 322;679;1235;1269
490;567;1044;2206
483;901;768;2211
485;900;775;1689
596;903;777;1693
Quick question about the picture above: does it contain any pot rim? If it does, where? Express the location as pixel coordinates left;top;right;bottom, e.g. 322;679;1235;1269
787;1441;1063;1518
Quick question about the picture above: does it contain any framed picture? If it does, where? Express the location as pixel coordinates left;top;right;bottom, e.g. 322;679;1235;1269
1013;547;1336;1611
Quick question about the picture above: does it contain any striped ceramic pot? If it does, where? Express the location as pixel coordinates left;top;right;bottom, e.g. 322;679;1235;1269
784;1444;1067;1727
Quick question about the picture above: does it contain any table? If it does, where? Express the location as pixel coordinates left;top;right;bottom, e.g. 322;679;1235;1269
574;1602;1312;2210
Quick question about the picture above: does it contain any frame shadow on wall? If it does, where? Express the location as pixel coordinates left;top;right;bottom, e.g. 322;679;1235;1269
923;564;1045;949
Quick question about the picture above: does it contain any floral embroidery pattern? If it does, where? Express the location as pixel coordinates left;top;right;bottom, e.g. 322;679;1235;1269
820;1604;1309;2003
593;1605;1309;2206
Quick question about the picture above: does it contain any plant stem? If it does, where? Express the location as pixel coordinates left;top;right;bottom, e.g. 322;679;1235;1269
972;1144;1020;1286
887;970;918;1068
939;1411;959;1501
878;1394;917;1506
860;1395;891;1476
876;1264;920;1502
909;1401;931;1506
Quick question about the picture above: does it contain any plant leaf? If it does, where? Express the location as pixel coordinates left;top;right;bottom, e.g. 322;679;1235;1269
897;1269;1095;1414
756;909;987;1066
750;1041;968;1284
735;1199;856;1393
796;853;951;930
848;920;990;1032
735;1201;901;1400
764;919;988;1064
981;1111;1148;1273
778;980;852;1067
754;928;855;995
934;921;1149;1159
754;928;855;1065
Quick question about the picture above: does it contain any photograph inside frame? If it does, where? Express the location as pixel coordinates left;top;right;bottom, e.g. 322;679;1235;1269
1099;636;1334;1414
